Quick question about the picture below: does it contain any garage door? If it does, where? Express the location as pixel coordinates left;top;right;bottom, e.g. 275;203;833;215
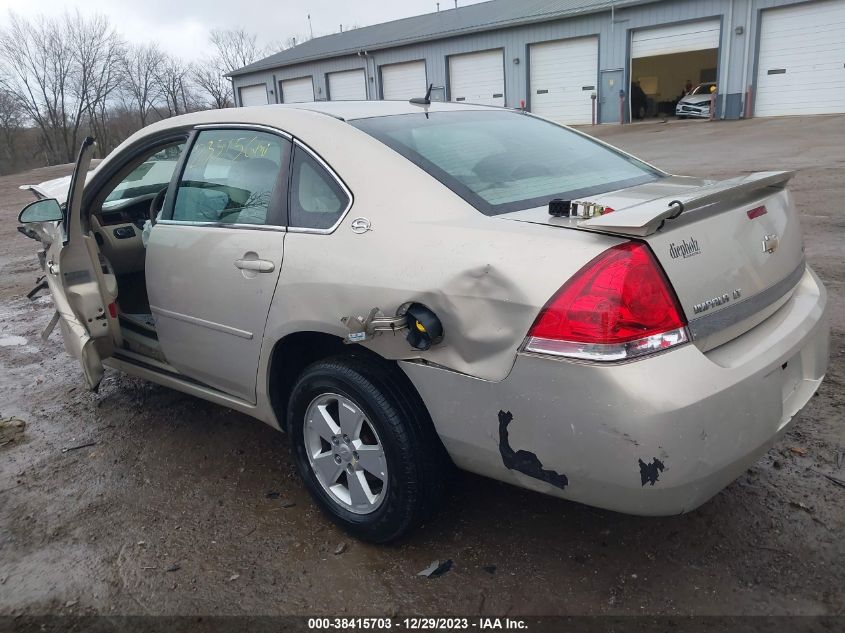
449;50;505;107
328;69;366;101
529;37;598;125
280;76;314;103
755;0;845;116
631;19;721;58
381;61;427;100
239;84;268;107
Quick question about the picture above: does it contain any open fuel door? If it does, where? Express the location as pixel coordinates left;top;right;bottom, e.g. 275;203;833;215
18;137;119;390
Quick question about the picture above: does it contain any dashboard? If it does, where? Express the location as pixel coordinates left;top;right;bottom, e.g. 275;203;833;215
91;193;156;275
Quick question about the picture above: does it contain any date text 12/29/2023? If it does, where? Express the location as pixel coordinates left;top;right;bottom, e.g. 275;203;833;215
307;617;529;630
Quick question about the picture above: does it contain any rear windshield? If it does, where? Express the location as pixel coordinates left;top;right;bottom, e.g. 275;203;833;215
351;110;662;215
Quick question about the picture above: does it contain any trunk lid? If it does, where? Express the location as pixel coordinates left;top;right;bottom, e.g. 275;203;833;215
501;172;806;351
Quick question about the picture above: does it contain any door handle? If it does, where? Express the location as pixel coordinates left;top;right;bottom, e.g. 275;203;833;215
234;258;274;273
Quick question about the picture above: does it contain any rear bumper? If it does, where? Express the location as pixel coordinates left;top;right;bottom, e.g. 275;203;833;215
402;266;829;515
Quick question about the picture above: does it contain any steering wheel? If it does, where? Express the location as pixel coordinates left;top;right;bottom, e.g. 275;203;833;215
149;187;169;224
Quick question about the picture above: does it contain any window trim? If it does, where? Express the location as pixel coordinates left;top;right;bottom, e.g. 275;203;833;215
286;138;354;235
158;124;293;231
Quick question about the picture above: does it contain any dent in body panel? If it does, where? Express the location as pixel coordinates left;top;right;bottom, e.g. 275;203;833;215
498;410;568;490
276;211;618;382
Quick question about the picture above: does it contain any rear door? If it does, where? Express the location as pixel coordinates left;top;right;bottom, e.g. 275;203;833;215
20;138;119;390
146;126;291;402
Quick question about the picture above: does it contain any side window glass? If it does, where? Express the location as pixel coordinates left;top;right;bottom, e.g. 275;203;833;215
289;147;349;230
102;143;184;210
171;130;289;226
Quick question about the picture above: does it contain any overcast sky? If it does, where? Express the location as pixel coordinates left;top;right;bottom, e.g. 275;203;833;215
1;0;488;61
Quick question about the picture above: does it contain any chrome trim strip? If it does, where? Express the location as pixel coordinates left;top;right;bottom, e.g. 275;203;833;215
150;305;254;340
156;219;287;232
288;138;354;235
193;123;293;140
688;259;806;340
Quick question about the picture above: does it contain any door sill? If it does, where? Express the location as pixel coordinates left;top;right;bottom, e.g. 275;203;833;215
106;353;260;420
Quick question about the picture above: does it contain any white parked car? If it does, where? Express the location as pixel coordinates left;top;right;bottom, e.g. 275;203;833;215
676;82;717;119
18;101;828;542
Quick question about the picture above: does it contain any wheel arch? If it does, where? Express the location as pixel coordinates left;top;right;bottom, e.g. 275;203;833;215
266;330;435;435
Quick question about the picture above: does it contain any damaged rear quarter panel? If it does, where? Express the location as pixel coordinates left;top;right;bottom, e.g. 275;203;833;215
262;120;620;383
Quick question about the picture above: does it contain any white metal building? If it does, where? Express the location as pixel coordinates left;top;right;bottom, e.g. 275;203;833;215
229;0;845;122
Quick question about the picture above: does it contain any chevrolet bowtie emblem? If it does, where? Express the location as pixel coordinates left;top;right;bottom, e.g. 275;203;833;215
762;233;779;254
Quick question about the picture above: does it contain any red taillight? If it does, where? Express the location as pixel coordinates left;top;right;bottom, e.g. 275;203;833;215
525;242;688;361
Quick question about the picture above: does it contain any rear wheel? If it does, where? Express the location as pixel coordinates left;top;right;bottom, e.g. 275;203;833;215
288;356;447;542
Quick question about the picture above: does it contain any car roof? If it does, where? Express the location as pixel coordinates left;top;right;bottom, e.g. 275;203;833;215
279;100;501;120
150;100;500;130
98;101;506;181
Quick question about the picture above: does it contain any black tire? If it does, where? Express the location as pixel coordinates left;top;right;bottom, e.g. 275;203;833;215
287;355;449;543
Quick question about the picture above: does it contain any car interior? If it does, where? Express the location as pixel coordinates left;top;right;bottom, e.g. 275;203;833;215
85;142;186;366
86;134;287;368
80;128;353;372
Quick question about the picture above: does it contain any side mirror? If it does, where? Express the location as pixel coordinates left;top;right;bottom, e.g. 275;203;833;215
18;198;62;224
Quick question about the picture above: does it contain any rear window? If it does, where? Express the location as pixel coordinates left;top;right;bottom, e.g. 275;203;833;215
351;110;662;215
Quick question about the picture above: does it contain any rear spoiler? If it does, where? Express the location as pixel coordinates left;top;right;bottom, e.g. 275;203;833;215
579;171;795;237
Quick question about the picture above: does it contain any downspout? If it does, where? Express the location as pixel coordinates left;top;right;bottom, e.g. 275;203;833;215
358;50;374;100
357;51;368;99
739;0;753;117
371;53;380;100
721;0;734;119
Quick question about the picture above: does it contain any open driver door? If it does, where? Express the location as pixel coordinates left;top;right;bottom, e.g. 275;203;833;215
17;137;120;391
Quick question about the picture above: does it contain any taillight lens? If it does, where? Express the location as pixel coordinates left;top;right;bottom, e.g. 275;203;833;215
525;242;688;362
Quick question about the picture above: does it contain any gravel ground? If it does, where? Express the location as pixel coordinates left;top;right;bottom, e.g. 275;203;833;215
0;115;842;618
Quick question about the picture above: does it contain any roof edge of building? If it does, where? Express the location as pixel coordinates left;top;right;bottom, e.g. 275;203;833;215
228;0;653;78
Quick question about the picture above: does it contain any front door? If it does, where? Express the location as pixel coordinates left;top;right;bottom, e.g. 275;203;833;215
146;127;291;402
18;137;119;390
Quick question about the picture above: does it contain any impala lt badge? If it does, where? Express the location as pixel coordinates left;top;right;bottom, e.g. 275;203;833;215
762;233;779;254
693;288;742;315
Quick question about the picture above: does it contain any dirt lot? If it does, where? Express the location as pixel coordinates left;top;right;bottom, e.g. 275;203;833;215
0;116;843;618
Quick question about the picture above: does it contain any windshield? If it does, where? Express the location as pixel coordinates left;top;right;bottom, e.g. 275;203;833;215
690;83;715;96
351;110;662;215
103;144;184;208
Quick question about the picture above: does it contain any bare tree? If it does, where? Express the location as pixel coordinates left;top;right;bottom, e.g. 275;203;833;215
192;59;233;109
73;12;125;155
209;28;267;75
121;43;166;126
194;28;274;110
156;56;192;117
0;11;123;164
0;87;24;171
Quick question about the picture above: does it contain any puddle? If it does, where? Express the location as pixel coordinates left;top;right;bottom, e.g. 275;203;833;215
0;335;28;347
